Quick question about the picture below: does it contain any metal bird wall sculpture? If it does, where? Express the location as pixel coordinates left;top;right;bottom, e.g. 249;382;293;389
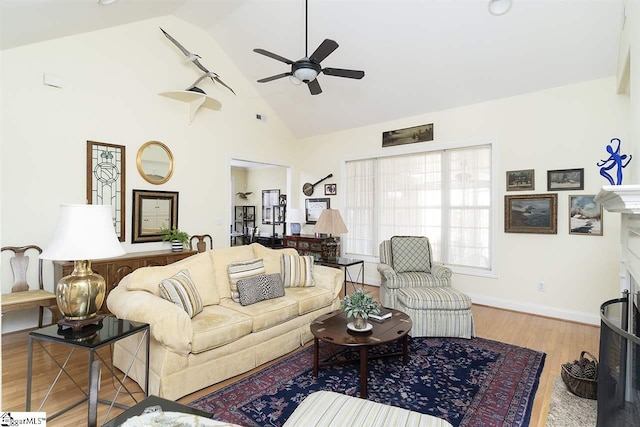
236;192;253;200
160;27;235;96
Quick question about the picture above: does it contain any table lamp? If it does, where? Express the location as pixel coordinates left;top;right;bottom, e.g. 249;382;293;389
313;209;348;260
41;204;125;330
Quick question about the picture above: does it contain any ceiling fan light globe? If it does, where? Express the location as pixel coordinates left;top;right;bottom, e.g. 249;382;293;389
289;75;303;85
488;0;512;15
293;67;318;83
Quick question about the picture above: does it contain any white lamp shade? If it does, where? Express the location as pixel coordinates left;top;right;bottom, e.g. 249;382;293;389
313;209;348;235
488;0;512;15
293;67;318;83
41;204;125;260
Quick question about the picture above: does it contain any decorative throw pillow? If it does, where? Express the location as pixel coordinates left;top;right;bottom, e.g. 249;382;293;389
280;254;314;288
390;236;432;273
158;269;203;318
227;258;265;303
236;273;285;306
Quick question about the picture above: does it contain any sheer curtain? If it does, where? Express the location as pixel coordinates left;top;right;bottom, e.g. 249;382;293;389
344;144;492;271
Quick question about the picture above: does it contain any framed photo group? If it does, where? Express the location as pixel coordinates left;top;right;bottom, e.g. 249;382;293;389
504;167;601;236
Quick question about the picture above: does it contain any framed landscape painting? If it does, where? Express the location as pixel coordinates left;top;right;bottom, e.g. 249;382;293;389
505;194;558;234
506;169;535;191
547;168;584;191
569;195;603;236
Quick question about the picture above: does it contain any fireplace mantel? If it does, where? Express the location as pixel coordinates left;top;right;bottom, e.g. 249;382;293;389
595;185;640;214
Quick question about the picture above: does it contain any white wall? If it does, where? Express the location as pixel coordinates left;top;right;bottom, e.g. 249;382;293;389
298;77;629;324
0;16;298;332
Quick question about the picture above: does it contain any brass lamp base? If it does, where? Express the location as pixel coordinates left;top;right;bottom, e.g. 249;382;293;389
56;259;106;323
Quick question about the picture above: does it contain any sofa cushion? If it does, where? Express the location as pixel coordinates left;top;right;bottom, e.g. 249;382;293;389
220;297;299;332
280;254;314;288
236;273;285;306
227;258;265;303
391;236;432;273
190;305;254;354
158;269;203;318
211;245;258;300
285;287;335;315
125;252;219;305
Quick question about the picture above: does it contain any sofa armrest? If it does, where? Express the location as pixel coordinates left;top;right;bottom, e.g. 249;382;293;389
377;263;396;280
107;281;193;355
431;263;452;279
312;265;343;298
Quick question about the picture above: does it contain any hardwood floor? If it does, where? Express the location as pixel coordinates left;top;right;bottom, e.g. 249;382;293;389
1;285;600;426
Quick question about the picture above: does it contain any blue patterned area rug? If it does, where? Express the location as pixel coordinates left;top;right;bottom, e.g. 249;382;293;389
190;337;545;427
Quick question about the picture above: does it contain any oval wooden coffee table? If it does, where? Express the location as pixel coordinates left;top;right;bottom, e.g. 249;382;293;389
310;309;412;399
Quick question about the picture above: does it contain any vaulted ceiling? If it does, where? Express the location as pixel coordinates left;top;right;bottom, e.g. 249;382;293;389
0;0;625;138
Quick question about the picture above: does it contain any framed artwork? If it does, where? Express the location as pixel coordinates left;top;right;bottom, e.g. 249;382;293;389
262;189;281;224
132;189;178;243
86;141;126;241
504;194;558;234
382;123;434;147
324;183;337;196
547;168;584;191
506;169;534;191
569;195;603;236
305;198;330;224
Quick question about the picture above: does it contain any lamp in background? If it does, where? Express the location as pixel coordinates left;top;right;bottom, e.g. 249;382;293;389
288;208;302;235
488;0;512;16
41;204;125;330
313;209;348;260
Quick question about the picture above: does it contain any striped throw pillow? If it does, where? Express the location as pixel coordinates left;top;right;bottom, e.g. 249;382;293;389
227;258;265;303
158;269;203;318
280;254;314;288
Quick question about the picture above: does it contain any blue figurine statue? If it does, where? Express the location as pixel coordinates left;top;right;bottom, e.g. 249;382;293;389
597;138;632;185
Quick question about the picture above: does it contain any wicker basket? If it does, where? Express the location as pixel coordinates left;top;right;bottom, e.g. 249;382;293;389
561;351;598;400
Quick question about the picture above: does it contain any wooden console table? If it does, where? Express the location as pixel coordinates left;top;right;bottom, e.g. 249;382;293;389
283;235;340;258
53;250;196;315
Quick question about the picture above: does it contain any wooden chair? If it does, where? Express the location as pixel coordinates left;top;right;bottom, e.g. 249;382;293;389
190;234;213;253
1;245;58;328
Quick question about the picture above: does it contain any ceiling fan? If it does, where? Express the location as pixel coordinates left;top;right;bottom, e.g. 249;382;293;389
253;0;365;95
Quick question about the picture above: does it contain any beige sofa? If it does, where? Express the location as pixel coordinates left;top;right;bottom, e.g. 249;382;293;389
107;243;342;400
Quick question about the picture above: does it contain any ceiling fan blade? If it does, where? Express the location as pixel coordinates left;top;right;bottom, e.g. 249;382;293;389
308;78;322;95
257;72;292;83
253;48;294;65
322;68;365;79
309;39;338;63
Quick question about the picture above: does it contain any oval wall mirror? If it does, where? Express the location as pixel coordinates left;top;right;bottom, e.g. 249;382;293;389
136;141;174;185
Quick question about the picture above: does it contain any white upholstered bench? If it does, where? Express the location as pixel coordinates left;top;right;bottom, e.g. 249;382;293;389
283;390;453;427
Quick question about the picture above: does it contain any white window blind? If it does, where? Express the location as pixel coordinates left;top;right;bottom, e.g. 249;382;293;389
344;144;492;271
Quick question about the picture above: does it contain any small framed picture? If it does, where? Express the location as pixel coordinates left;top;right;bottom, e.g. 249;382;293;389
505;194;558;234
569;195;603;236
506;169;535;191
324;183;337;196
547;168;584;191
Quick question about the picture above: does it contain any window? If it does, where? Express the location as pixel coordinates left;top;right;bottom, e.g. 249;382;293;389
344;143;492;272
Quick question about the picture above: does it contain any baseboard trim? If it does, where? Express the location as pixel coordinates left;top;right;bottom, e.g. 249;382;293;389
466;292;600;326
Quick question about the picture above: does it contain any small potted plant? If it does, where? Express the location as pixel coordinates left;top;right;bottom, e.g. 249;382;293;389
161;227;190;252
340;288;380;330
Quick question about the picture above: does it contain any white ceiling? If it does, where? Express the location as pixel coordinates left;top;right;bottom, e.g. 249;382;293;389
0;0;625;138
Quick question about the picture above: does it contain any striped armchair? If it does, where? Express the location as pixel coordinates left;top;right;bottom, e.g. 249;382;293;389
377;236;475;338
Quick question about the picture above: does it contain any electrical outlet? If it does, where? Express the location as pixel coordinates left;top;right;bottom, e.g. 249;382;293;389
537;282;545;292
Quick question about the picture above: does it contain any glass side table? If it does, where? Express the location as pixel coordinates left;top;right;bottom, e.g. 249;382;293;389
26;316;150;425
102;395;214;427
316;257;365;296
